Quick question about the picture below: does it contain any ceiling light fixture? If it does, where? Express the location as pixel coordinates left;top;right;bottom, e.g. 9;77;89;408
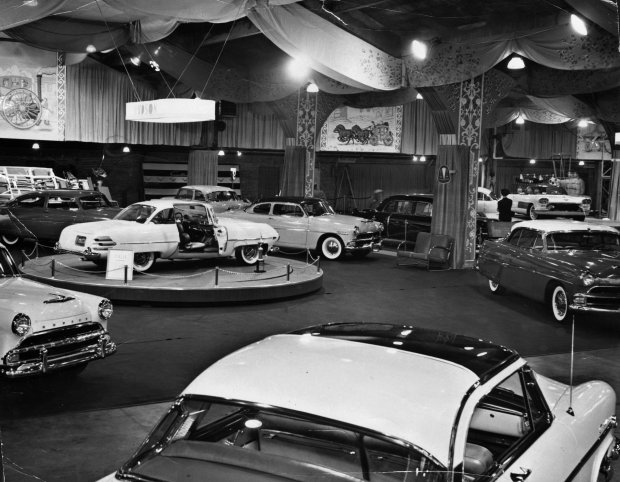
122;146;130;153
306;82;319;93
218;150;225;156
126;98;216;123
31;142;40;150
578;160;585;166
420;155;427;162
288;58;310;79
570;14;588;36
507;56;525;70
416;92;423;100
516;115;525;125
412;155;418;162
130;56;141;67
529;158;536;164
411;40;428;60
577;119;591;128
86;44;97;53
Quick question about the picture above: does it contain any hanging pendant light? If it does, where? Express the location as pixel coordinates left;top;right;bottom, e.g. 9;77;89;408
126;98;216;123
507;56;525;70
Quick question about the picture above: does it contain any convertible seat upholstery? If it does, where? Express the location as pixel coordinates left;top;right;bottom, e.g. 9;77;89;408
463;442;494;475
396;232;453;270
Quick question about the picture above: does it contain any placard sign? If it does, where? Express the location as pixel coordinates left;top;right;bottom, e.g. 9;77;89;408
105;249;134;281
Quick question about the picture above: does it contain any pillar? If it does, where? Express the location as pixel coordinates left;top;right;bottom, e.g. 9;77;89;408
296;87;318;197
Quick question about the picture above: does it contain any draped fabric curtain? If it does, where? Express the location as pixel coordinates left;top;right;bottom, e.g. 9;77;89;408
218;103;286;150
66;58;202;145
280;141;305;196
188;150;218;185
608;161;620;221
431;145;470;269
501;123;577;159
400;101;439;155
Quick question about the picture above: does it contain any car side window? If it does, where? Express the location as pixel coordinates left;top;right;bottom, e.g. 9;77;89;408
193;191;206;201
465;367;551;478
382;199;399;213
251;203;271;215
414;201;432;216
176;188;193;200
274;203;303;216
513;229;537;249
47;196;78;210
16;194;45;208
152;208;175;224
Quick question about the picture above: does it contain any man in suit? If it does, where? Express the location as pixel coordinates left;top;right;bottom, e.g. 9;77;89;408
498;188;513;222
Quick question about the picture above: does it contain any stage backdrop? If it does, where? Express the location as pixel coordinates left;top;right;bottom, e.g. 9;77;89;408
319;105;402;153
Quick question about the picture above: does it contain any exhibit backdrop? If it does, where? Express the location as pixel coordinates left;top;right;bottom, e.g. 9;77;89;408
319;105;402;153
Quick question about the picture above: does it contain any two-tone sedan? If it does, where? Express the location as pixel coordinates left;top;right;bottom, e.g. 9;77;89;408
0;242;115;377
477;220;620;322
169;185;251;213
57;199;279;272
98;323;619;482
228;197;383;259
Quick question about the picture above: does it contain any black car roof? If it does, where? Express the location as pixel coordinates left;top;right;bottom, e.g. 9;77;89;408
292;323;519;383
384;193;434;200
256;196;323;203
14;189;101;198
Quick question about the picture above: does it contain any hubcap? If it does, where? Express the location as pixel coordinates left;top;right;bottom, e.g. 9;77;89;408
326;240;340;255
555;290;567;317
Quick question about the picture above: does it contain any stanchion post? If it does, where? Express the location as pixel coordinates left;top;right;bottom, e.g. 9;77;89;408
287;263;291;281
255;245;265;273
51;258;56;278
21;250;25;268
124;265;128;285
215;267;219;286
317;256;321;272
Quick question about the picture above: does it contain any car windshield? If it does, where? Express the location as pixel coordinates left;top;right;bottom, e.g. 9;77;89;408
114;204;157;223
300;199;334;216
546;231;620;251
120;397;447;482
0;247;19;277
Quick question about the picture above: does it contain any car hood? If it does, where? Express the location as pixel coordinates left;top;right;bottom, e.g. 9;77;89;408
0;277;89;330
84;207;122;218
546;250;620;277
511;194;590;202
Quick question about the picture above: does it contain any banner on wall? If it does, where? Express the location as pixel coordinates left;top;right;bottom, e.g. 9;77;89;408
319;105;402;153
576;124;611;160
0;43;65;141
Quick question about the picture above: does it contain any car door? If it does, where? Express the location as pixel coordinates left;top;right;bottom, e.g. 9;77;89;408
40;194;80;239
502;228;544;296
269;202;308;248
4;192;47;239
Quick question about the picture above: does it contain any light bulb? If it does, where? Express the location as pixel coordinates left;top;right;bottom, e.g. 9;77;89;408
570;14;588;36
507;56;525;70
411;40;428;60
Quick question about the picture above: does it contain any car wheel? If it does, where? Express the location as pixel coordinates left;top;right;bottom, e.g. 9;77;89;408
550;284;570;322
527;205;538;220
235;245;260;265
1;234;20;246
319;235;344;260
133;252;156;272
488;279;505;294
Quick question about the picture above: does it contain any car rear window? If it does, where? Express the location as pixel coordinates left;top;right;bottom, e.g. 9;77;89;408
250;203;271;215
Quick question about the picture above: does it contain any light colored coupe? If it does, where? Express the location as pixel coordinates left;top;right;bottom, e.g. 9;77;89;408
168;185;251;213
228;196;383;259
57;199;279;272
98;322;619;482
0;242;115;377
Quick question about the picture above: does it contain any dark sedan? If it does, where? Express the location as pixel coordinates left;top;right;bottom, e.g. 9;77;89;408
0;189;121;246
357;193;433;245
477;220;620;322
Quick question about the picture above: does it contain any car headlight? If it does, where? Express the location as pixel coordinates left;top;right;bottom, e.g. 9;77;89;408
539;198;549;205
580;272;596;286
353;226;359;236
12;313;31;336
98;299;114;320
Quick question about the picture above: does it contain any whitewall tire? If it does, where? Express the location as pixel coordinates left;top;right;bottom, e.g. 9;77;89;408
236;245;260;265
1;234;20;246
133;252;156;272
550;285;570;322
319;236;344;260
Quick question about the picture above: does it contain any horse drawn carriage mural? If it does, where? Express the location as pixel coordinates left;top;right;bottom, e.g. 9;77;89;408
0;75;43;129
333;120;394;146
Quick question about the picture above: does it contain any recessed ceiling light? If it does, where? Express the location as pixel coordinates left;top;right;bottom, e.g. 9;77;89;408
507;56;525;70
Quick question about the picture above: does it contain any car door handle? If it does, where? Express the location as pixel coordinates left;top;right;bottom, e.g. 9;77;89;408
510;468;532;481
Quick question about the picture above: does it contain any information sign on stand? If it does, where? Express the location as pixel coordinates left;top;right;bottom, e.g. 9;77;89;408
105;249;134;281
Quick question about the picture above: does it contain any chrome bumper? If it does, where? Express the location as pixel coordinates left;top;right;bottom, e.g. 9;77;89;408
346;240;382;253
2;328;116;378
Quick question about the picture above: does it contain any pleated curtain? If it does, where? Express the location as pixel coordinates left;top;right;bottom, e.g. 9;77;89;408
280;141;306;196
188;150;218;185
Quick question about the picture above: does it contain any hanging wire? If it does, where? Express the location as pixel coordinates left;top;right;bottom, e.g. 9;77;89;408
94;0;141;102
199;19;238;99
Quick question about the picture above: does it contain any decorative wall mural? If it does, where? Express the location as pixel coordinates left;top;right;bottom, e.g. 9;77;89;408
319;106;402;152
576;124;611;160
0;48;64;141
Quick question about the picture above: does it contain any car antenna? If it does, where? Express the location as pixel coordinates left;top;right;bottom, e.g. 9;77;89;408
567;313;576;416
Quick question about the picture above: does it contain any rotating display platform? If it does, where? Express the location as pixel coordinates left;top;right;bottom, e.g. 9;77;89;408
19;254;323;304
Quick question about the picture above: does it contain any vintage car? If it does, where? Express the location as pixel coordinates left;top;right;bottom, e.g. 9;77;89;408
0;189;121;246
477;187;500;219
57;199;279;272
477;220;620;322
167;185;251;213
97;322;619;482
227;196;383;259
0;242;115;377
509;184;591;220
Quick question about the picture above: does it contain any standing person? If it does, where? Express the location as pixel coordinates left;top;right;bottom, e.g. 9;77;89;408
369;189;383;210
498;188;513;222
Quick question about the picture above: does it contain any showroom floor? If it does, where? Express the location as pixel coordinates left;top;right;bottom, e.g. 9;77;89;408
1;248;620;481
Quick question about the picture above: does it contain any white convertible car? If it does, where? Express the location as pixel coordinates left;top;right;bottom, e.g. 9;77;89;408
58;199;279;272
510;184;591;220
98;323;619;482
0;242;115;377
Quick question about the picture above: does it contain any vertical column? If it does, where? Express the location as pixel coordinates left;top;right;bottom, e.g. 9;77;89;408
296;87;318;197
57;52;66;141
457;75;484;268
